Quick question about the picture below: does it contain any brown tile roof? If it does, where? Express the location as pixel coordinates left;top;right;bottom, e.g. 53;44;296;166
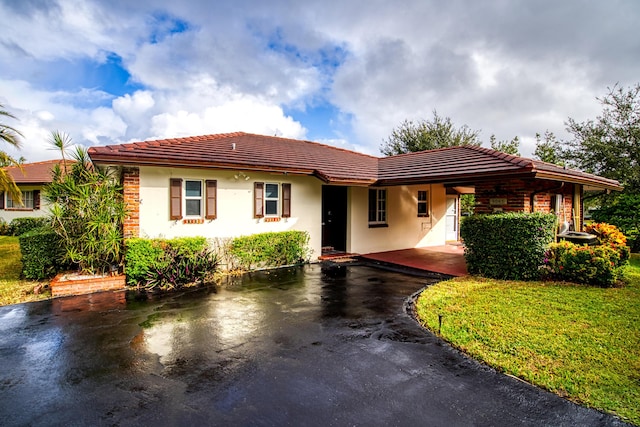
4;159;66;184
378;145;622;190
88;132;379;185
88;132;622;190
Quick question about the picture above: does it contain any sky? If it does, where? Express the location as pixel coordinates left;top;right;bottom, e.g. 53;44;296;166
1;0;639;162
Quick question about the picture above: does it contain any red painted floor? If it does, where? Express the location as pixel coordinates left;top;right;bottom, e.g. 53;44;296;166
360;245;468;277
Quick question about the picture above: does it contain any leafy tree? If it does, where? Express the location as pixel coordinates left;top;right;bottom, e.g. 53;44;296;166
490;134;520;156
590;193;640;252
564;83;640;192
45;135;126;274
380;110;481;156
533;130;565;166
0;103;24;203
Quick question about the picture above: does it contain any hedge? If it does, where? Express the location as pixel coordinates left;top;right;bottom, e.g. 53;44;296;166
19;226;65;280
10;217;49;237
229;231;311;271
461;212;557;280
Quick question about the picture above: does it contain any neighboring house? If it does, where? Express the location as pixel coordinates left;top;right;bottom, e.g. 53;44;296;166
0;160;63;223
87;132;621;259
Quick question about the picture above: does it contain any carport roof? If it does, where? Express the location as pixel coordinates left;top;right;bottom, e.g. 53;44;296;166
87;132;622;191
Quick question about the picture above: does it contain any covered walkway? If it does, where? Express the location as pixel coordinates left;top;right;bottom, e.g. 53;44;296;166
360;245;468;277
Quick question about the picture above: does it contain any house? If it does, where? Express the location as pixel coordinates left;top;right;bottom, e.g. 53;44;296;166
87;132;621;259
0;160;65;223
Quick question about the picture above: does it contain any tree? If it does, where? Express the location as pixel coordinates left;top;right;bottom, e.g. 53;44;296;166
48;130;73;170
0;103;24;203
564;83;640;192
45;138;126;275
533;131;565;166
490;135;520;156
380;110;481;156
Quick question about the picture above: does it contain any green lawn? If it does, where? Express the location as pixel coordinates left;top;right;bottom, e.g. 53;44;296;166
0;236;50;306
416;254;640;425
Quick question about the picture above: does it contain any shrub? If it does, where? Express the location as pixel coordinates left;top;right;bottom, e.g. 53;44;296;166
0;218;9;235
585;222;631;264
229;231;311;271
543;241;624;287
461;212;556;280
9;217;49;236
125;237;214;289
19;226;65;280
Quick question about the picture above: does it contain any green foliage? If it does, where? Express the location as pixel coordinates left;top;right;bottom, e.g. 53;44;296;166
18;226;65;280
489;134;520;156
44;146;126;274
461;212;556;280
8;217;49;236
543;241;624;287
564;83;640;192
460;194;475;216
591;193;640;252
380;110;481;156
125;237;215;290
533;130;565;166
229;231;311;271
0;218;9;235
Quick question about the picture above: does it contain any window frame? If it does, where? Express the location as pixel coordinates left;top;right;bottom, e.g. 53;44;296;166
264;182;280;217
368;188;388;227
184;179;203;218
417;190;429;217
5;190;35;210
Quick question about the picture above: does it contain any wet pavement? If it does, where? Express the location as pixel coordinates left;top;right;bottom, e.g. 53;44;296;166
0;263;631;426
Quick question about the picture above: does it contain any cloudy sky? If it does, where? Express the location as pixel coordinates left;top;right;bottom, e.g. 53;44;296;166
1;0;639;162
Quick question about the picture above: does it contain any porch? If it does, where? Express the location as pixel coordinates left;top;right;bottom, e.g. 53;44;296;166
321;245;468;277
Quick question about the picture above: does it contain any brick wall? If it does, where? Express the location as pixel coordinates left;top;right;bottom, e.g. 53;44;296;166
51;274;126;297
122;166;140;238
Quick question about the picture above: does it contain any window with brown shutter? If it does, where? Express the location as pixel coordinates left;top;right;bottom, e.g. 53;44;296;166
170;178;183;220
282;183;291;218
34;190;40;210
205;180;217;220
254;182;264;218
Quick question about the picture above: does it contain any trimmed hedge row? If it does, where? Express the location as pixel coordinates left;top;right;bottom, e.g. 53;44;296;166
19;226;65;280
229;231;311;271
461;212;557;280
7;217;49;236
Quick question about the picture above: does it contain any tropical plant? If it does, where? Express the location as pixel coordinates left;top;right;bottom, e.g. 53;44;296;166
0;102;24;204
44;143;126;274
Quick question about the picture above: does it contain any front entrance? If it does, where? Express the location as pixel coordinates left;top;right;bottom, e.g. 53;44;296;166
446;196;459;241
322;186;347;252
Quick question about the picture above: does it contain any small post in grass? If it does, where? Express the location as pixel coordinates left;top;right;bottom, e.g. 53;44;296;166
438;314;443;335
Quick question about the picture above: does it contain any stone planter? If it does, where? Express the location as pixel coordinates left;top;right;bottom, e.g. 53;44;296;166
50;273;126;298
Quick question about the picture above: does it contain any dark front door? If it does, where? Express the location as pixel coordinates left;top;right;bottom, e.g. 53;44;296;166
322;186;347;252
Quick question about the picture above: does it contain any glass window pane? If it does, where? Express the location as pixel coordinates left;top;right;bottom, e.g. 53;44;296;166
186;199;201;216
185;181;201;197
265;200;278;215
418;191;427;201
418;203;427;215
265;184;279;198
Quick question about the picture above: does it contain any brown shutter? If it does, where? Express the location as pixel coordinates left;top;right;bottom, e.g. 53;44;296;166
0;192;4;210
205;180;217;220
282;183;291;218
170;178;183;220
33;190;40;210
254;182;264;218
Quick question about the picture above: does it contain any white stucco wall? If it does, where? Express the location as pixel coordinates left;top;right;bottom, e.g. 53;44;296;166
347;184;448;254
137;166;323;259
0;185;49;223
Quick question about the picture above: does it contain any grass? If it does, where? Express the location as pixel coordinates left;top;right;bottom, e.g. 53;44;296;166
0;236;51;306
416;254;640;425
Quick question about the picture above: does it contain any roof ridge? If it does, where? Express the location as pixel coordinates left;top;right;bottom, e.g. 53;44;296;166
464;144;534;168
3;159;64;169
383;145;473;159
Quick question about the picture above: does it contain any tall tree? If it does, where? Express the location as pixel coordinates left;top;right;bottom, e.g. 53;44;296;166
533;131;565;166
490;134;520;156
0;103;24;203
380;110;481;156
564;83;640;192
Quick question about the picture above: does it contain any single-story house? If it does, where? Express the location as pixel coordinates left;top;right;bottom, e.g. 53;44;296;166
0;160;65;223
87;132;621;259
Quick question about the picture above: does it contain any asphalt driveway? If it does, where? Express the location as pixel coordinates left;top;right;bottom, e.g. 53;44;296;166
0;263;630;426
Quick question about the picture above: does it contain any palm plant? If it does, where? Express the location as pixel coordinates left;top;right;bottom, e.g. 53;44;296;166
0;103;24;204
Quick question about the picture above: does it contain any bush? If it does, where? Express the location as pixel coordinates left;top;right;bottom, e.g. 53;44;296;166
0;218;9;236
125;237;215;290
9;217;49;236
585;222;631;264
461;212;556;280
543;241;624;287
19;226;65;280
229;231;311;271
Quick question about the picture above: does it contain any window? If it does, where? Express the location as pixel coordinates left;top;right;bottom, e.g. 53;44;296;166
550;194;563;215
4;191;38;210
254;182;291;219
417;190;429;217
368;188;387;226
169;179;217;220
